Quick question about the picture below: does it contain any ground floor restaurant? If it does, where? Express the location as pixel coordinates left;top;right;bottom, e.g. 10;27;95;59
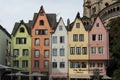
50;73;68;80
69;74;112;80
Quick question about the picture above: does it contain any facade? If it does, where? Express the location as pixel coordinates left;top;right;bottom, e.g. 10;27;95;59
0;25;11;65
68;13;89;80
88;16;109;78
11;20;31;79
83;0;119;23
50;17;68;80
99;2;120;26
31;6;56;80
0;25;11;80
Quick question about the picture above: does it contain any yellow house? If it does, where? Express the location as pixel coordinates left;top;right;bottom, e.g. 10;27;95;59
68;13;90;80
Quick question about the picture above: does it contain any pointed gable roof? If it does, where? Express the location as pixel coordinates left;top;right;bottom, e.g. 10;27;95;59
89;16;106;31
53;17;67;32
11;20;31;36
69;12;88;31
32;5;57;29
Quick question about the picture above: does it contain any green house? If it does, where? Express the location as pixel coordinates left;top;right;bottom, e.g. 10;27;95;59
11;20;31;75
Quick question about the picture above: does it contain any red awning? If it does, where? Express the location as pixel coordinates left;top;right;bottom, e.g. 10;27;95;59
50;73;68;78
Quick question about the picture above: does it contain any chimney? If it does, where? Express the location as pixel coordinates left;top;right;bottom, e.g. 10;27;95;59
67;18;70;30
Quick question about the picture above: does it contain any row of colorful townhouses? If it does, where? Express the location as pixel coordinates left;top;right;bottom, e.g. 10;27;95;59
9;6;110;80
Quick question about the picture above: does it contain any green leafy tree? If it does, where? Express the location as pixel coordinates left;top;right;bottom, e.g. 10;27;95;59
113;69;120;80
106;17;120;78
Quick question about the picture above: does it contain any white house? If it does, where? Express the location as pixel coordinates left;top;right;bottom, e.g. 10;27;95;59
50;17;68;80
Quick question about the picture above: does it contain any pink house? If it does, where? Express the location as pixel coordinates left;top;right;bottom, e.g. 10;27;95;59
88;16;109;77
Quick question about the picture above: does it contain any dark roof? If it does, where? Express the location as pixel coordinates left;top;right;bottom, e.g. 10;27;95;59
32;6;57;29
68;12;88;31
0;25;11;38
82;16;90;20
89;16;105;31
46;14;57;29
53;17;67;32
11;20;31;36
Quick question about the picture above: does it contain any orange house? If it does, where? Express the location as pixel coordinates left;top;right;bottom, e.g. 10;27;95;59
31;6;56;80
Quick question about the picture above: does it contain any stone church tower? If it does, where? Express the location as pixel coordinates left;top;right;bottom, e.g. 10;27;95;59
83;0;118;22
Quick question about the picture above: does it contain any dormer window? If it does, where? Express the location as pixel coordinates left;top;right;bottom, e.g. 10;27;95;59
20;27;25;33
40;20;44;25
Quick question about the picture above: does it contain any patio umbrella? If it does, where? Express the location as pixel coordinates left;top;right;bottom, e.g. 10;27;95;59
7;72;26;76
28;72;46;77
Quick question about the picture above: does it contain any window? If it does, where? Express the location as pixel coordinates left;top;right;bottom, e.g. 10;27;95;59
20;27;24;32
44;50;49;58
13;60;19;67
16;38;26;44
76;47;81;55
82;47;87;55
52;62;57;68
70;62;75;68
22;60;28;68
35;29;48;35
13;49;19;57
76;23;80;28
90;62;95;68
60;36;64;43
97;62;103;67
53;48;57;56
44;38;49;46
40;20;44;25
60;48;65;56
92;34;96;41
79;34;84;41
91;47;96;54
23;49;28;56
96;23;99;27
98;47;103;54
98;34;102;41
34;50;40;57
73;34;78;41
60;62;65;68
59;25;63;31
44;60;49;68
35;38;40;46
82;62;87;68
53;36;57;43
34;60;39;68
76;62;80;68
70;47;75;55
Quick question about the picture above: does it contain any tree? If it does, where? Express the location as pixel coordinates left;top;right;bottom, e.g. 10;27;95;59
106;17;120;78
113;69;120;80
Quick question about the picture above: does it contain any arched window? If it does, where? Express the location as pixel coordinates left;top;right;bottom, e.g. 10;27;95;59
113;8;116;12
39;20;44;25
20;27;24;33
117;7;120;11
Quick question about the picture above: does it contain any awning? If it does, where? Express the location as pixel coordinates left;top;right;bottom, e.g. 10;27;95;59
28;72;47;77
102;75;112;79
50;73;68;78
0;64;10;69
69;74;91;79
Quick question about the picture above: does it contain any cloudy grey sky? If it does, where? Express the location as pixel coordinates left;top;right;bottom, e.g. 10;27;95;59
0;0;83;33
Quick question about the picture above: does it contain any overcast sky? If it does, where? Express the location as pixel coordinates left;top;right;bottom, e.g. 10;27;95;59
0;0;83;33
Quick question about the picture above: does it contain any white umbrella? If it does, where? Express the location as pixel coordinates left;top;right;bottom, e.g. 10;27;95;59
7;72;26;76
28;72;46;77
